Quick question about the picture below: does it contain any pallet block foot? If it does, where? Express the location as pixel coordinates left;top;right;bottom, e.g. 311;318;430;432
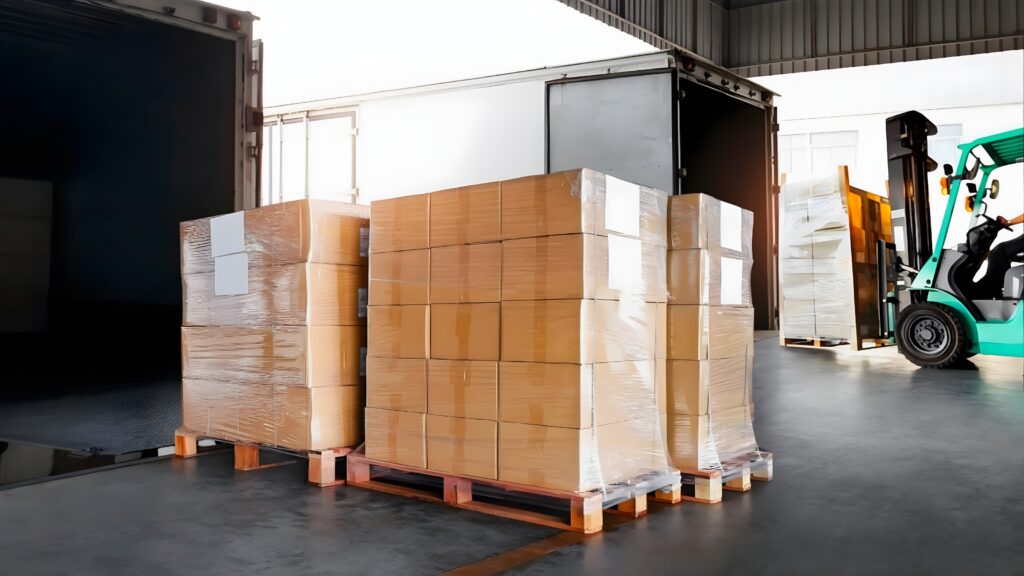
174;432;197;459
610;493;648;518
570;495;604;534
753;455;774;482
651;483;682;504
234;444;261;471
443;477;472;505
724;467;752;492
308;448;348;487
692;475;723;504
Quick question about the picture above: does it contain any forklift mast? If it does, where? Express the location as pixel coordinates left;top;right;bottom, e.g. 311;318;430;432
885;111;938;280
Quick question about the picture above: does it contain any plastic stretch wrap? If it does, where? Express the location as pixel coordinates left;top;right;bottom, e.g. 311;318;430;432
666;406;759;470
367;169;676;493
179;199;368;452
667;249;752;306
665;193;759;472
668;193;753;257
780;168;892;341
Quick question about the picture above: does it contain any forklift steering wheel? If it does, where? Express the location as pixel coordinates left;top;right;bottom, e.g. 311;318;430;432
979;213;1014;232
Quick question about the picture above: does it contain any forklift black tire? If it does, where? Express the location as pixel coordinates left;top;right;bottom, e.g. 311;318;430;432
896;303;967;369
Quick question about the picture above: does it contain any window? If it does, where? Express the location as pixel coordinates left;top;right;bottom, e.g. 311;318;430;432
929;124;963;171
260;109;358;205
779;130;858;179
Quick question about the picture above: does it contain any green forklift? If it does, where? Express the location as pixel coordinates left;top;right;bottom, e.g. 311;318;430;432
879;111;1024;368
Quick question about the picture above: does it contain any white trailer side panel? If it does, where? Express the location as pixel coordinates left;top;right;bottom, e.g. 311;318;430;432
356;81;546;202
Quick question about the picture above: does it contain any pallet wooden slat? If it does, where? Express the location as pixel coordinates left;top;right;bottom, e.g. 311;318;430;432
346;449;681;534
676;451;773;504
174;430;352;487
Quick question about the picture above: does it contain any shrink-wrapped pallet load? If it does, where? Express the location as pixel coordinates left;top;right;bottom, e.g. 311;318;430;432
366;170;675;492
779;166;893;345
179;199;369;451
664;194;760;470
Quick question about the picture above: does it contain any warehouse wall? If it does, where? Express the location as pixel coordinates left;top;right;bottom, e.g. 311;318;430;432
759;49;1024;265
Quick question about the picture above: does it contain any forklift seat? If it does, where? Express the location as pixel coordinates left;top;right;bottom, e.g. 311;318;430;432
1005;264;1024;300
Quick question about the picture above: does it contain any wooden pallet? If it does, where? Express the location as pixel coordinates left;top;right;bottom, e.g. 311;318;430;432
174;428;352;487
782;336;891;352
676;451;773;504
346;448;682;534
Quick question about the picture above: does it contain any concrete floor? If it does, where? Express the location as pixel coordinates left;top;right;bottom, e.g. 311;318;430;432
0;339;1022;575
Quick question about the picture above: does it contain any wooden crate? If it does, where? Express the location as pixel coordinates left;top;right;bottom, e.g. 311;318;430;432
346;447;682;534
676;451;773;504
174;428;352;487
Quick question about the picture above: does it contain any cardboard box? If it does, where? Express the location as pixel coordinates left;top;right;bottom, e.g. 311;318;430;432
370;193;430;254
182;380;363;451
666;405;757;470
666;305;753;360
498;418;666;492
430;303;500;360
366;357;427;413
274;385;363;451
364;407;426;468
500;169;667;244
182;325;365;388
667;249;752;307
427;360;497;420
666;357;749;415
367;305;430;359
429;243;501;303
369;249;429;305
656;358;667;415
181;378;240;442
502;234;666;302
180;199;370;275
655;302;667;360
501;299;656;364
668;194;752;257
429;182;501;247
498;361;659;428
183;263;368;327
426;415;497;479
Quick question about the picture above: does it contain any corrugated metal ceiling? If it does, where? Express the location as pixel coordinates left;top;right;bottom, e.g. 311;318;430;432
558;0;1024;76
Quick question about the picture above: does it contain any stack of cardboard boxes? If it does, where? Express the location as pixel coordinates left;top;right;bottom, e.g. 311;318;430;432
365;169;674;492
664;194;759;470
780;166;892;342
498;171;669;492
179;199;369;452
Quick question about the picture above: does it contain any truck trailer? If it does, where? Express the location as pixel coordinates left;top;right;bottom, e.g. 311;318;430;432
0;0;261;405
263;50;780;329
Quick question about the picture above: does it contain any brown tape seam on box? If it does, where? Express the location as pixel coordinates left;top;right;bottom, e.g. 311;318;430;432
451;361;466;418
455;304;470;359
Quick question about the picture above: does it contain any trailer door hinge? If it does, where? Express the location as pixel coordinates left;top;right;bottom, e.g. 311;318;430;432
679;168;688;178
245;106;263;131
247;145;259;158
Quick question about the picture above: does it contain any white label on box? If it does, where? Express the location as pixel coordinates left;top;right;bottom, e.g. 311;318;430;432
359;226;370;257
720;257;743;305
357;287;368;318
214;252;249;296
607;234;642;292
605;175;640;237
720;203;743;252
894;226;906;253
209;211;245;257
